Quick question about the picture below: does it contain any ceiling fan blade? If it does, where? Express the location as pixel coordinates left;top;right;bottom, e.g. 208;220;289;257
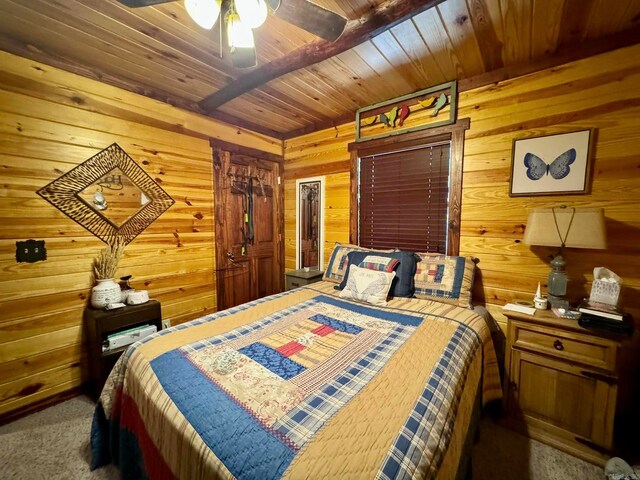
272;0;347;41
116;0;176;7
230;47;258;69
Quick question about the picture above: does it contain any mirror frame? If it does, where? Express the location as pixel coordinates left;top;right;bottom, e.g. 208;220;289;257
295;176;325;270
37;143;175;245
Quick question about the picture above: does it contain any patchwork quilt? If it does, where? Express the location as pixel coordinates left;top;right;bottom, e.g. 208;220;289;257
91;282;501;480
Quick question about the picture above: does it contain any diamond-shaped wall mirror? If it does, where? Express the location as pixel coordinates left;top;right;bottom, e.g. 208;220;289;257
76;167;150;227
37;143;174;245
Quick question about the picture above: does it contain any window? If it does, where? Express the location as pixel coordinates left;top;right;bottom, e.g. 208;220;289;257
359;141;450;252
348;119;469;255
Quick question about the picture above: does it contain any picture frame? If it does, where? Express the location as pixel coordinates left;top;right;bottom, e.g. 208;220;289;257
509;129;594;197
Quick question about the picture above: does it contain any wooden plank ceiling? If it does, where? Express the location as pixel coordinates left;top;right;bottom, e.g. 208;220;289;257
0;0;638;139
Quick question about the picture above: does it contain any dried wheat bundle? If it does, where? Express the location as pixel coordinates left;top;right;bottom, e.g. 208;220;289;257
93;238;126;280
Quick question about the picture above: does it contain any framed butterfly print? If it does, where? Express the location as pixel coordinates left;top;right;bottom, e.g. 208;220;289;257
509;129;594;196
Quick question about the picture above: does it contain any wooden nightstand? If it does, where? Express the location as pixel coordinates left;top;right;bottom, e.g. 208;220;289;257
285;269;324;291
84;300;162;399
503;308;625;465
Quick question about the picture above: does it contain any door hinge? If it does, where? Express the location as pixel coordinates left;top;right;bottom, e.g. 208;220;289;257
277;176;281;185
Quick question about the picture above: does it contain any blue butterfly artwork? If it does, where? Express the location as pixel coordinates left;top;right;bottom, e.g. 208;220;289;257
524;148;576;180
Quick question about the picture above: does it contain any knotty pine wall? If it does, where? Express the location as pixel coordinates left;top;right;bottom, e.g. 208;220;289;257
0;51;281;419
284;44;640;333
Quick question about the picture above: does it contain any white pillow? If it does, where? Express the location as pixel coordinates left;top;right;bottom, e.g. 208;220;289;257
339;264;396;306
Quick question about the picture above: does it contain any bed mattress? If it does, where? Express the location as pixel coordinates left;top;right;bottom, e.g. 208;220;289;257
91;281;501;479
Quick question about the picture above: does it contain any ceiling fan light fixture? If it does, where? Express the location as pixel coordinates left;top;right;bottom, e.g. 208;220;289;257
235;0;268;29
185;0;221;30
227;12;257;68
228;13;255;49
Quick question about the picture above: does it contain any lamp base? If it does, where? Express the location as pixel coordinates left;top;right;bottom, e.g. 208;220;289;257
547;253;569;310
548;293;569;309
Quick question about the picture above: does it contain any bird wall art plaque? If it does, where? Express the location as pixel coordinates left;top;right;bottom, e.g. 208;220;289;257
355;81;457;142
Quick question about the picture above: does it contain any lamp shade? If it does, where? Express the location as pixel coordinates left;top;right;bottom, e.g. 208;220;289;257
524;207;607;249
185;0;221;30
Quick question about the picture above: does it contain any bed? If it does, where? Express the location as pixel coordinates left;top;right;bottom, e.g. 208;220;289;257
91;248;502;480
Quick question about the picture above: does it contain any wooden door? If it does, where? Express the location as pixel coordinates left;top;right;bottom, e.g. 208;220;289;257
508;350;617;450
213;147;284;311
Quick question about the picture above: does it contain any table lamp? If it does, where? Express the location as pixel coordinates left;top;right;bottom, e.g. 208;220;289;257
523;206;607;308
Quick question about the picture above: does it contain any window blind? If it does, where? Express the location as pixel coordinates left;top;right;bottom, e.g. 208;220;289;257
358;142;451;253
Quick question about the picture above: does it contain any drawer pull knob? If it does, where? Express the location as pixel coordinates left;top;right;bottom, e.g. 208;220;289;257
509;381;518;392
553;339;564;351
291;282;300;287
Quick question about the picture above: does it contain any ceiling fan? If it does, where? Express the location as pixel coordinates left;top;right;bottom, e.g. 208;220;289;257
117;0;348;68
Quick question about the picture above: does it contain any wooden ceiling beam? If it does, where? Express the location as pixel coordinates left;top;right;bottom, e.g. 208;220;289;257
198;0;447;113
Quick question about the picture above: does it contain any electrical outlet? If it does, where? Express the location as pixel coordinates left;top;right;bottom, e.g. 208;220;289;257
162;319;171;330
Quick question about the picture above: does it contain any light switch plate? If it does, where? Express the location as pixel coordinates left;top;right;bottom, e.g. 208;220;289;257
16;239;47;263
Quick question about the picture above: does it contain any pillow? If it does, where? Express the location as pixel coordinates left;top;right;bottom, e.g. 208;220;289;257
413;253;476;308
339;265;395;306
323;243;393;284
337;250;417;298
359;255;399;272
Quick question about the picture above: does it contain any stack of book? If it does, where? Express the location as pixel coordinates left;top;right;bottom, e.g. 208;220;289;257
101;324;157;352
577;299;632;335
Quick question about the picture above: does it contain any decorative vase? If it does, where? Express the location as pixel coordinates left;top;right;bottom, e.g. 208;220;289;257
91;278;122;308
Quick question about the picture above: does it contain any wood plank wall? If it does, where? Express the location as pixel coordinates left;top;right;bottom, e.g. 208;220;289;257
0;51;281;419
284;44;640;334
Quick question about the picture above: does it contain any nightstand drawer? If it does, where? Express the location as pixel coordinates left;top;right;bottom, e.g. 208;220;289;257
511;321;617;371
286;276;305;290
285;269;324;291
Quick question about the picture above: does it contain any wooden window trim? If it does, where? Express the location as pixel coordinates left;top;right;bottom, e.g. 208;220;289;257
348;118;470;255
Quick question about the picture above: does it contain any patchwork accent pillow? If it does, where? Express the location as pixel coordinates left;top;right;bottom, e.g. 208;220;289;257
323;244;393;284
337;251;417;298
339;265;395;306
359;255;399;273
413;253;476;308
